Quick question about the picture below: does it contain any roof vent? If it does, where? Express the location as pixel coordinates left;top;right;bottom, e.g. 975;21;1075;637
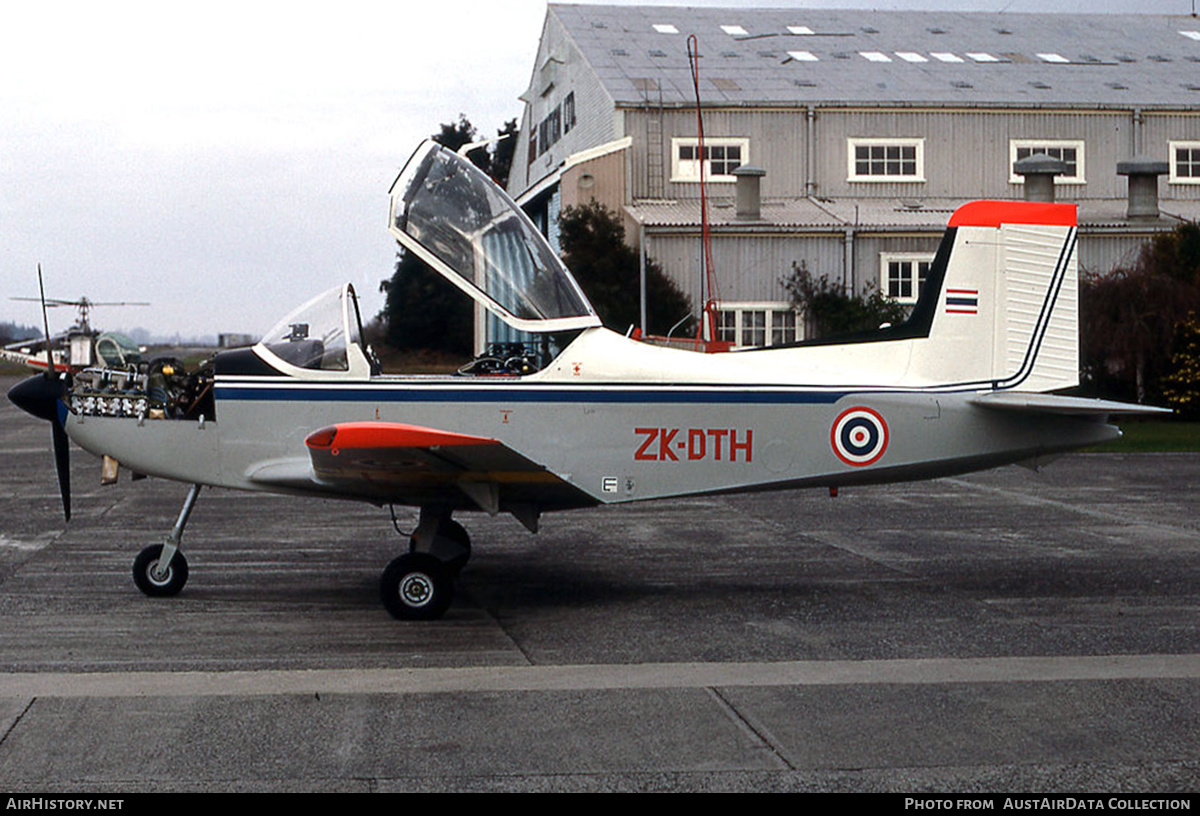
1117;156;1169;220
732;165;767;221
1014;153;1068;202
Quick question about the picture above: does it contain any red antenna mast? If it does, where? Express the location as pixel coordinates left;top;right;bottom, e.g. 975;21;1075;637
687;35;722;346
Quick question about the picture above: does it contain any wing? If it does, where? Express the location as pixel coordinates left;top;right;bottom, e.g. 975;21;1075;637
297;421;595;518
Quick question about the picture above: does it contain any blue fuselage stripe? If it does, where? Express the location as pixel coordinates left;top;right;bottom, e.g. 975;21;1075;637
213;385;848;405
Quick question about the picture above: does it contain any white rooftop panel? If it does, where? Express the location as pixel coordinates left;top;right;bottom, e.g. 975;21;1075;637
548;6;1200;108
860;51;892;62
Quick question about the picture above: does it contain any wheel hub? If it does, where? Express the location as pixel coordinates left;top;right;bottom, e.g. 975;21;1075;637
399;572;433;607
149;561;172;585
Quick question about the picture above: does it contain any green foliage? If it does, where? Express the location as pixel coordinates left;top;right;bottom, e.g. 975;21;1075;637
558;200;693;336
378;250;474;357
432;114;519;187
1161;314;1200;419
781;260;908;339
1081;221;1200;403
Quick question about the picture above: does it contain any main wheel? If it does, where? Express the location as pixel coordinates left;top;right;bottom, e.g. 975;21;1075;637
380;553;453;620
132;544;189;597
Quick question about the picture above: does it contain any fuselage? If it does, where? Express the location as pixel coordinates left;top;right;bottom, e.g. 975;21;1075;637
64;325;1120;515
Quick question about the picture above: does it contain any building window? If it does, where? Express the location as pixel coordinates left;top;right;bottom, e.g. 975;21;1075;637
714;302;799;347
880;254;934;304
1170;141;1200;184
848;138;925;182
563;92;577;135
671;137;749;182
1009;140;1086;184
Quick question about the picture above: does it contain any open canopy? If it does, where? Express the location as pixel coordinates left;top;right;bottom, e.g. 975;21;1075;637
388;141;600;334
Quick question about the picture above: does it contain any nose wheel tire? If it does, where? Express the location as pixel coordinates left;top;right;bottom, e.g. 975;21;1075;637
381;553;453;620
133;544;189;597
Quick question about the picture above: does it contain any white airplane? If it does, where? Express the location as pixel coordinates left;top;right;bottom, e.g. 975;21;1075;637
8;140;1164;620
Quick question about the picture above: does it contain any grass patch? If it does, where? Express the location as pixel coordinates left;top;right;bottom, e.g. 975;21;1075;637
1087;419;1200;453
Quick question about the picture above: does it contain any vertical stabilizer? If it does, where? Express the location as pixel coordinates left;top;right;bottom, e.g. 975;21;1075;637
914;201;1078;392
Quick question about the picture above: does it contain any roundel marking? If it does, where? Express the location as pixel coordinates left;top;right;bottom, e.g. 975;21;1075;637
830;406;889;467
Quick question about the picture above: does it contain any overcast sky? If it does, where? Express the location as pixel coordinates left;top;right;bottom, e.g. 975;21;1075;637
1;0;1193;339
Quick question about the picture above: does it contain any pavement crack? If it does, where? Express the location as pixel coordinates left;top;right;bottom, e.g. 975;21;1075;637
0;697;35;751
706;687;794;771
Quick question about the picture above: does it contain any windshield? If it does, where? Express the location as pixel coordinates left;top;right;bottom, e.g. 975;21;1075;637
259;284;361;372
388;141;599;333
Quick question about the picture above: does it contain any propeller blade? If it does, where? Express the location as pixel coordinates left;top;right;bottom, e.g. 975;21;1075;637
52;418;71;521
37;264;56;377
7;267;73;522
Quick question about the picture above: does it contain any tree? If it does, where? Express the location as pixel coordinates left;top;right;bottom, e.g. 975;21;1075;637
558;200;693;337
491;119;519;190
1080;222;1200;403
1161;314;1200;418
781;260;908;339
378;250;474;357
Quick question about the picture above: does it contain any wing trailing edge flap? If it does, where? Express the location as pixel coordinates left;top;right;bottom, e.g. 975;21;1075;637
300;421;591;526
970;392;1172;417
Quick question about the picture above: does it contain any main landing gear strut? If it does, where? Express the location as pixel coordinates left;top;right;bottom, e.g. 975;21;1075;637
379;506;471;621
132;483;201;597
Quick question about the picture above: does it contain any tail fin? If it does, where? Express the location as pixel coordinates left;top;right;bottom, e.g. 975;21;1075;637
913;200;1078;392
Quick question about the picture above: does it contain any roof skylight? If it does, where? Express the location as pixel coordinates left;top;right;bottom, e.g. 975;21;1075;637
896;52;928;63
787;50;819;62
931;52;964;63
860;51;892;62
721;25;748;36
787;25;814;35
1037;53;1070;63
966;52;1000;62
1180;31;1200;41
653;24;678;34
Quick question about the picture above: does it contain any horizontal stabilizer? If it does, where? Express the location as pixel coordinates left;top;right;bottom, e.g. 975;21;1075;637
970;392;1172;417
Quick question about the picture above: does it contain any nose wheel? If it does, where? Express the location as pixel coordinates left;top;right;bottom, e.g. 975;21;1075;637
132;484;200;599
133;544;189;597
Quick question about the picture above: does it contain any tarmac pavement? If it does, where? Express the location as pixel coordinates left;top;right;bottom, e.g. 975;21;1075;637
1;375;1199;792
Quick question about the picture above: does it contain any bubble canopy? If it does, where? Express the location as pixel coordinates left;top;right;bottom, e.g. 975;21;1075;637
255;284;372;378
388;141;600;334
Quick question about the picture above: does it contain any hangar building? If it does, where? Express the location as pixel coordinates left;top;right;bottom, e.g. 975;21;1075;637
506;4;1200;346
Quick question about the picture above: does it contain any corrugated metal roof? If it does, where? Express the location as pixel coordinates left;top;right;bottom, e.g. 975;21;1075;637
625;197;1200;230
550;4;1200;108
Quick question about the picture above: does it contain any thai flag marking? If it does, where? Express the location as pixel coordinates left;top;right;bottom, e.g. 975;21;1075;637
945;288;979;314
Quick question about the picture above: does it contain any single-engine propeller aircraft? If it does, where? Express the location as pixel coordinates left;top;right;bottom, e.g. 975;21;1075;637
9;140;1165;620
